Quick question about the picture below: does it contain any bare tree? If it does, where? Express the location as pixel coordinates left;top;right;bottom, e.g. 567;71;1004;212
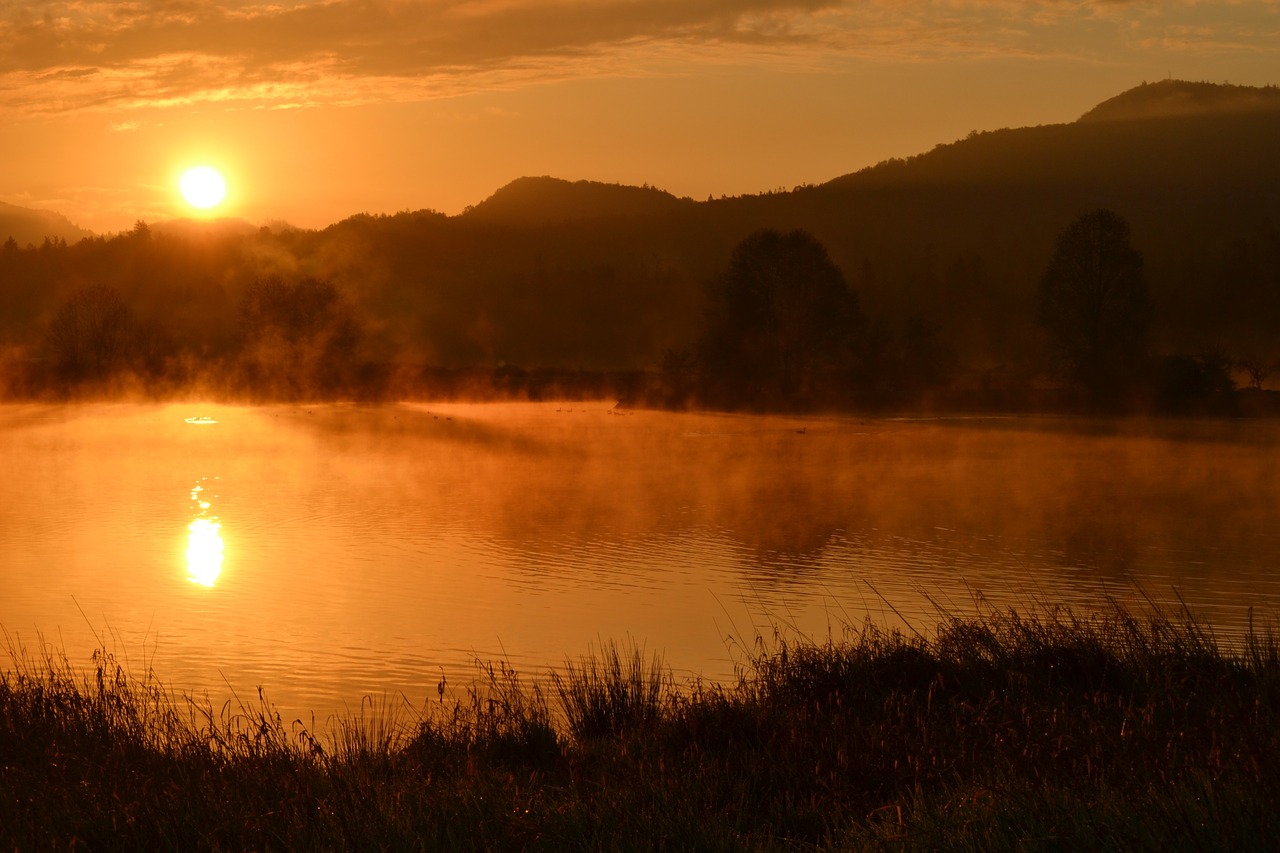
45;284;134;380
1237;349;1273;391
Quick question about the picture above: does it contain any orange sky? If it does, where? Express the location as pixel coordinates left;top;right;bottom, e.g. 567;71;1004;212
2;1;1277;234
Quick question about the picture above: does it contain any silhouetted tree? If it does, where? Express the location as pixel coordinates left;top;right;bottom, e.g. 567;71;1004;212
699;229;863;408
1155;351;1237;414
240;276;356;347
44;284;135;381
1037;209;1151;406
238;276;363;396
1237;349;1273;391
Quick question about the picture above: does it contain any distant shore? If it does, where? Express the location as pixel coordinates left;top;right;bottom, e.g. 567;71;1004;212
4;363;1280;421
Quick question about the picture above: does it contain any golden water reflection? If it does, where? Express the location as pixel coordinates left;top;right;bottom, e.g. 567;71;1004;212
186;518;224;586
186;479;223;587
8;403;1280;727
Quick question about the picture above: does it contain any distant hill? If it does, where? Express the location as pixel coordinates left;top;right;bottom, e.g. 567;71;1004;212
823;85;1280;193
1079;79;1280;123
464;176;693;224
0;202;93;246
424;80;1280;373
3;80;1279;393
162;80;1280;373
800;81;1280;340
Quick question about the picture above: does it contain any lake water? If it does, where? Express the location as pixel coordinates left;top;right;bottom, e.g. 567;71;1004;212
3;402;1280;724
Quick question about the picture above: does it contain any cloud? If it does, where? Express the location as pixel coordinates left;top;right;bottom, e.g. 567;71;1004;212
0;0;1276;114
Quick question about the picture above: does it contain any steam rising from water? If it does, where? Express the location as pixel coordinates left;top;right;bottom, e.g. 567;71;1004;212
2;402;1279;722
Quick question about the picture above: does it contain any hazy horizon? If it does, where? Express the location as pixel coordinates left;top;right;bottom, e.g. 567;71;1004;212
3;1;1279;234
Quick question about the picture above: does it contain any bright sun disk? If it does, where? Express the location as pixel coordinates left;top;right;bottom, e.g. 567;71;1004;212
179;166;227;210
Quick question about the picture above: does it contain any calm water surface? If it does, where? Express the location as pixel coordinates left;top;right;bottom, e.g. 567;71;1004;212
3;402;1279;723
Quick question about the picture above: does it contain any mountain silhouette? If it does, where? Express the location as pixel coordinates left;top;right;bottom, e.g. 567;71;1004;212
822;87;1280;194
4;80;1279;396
464;176;693;225
0;202;93;247
1079;79;1280;123
308;80;1280;381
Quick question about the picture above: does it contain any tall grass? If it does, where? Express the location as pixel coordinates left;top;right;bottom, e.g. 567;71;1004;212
4;601;1280;850
552;641;668;739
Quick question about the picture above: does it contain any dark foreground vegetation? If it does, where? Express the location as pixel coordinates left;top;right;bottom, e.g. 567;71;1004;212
5;602;1280;850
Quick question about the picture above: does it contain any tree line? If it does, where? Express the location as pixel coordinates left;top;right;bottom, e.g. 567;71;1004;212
659;210;1261;414
0;209;1273;413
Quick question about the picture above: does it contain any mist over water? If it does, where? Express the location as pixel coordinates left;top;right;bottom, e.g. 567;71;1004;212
3;402;1279;723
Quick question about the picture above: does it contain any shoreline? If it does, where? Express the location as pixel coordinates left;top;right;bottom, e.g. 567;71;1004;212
5;601;1278;849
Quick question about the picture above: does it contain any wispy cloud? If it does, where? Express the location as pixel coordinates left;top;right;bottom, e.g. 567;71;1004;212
1;1;1275;113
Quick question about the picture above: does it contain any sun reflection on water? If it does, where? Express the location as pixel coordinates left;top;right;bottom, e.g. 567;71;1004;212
186;479;224;587
186;518;224;586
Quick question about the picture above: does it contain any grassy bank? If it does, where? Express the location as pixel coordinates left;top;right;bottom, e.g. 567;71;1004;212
4;603;1280;850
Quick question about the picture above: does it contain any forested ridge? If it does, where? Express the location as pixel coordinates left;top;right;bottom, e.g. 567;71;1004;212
2;81;1278;411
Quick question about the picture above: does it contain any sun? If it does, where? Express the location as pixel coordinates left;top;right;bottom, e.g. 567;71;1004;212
179;166;227;211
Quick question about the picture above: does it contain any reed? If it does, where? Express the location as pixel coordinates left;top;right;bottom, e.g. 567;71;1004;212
4;600;1279;850
551;641;668;739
